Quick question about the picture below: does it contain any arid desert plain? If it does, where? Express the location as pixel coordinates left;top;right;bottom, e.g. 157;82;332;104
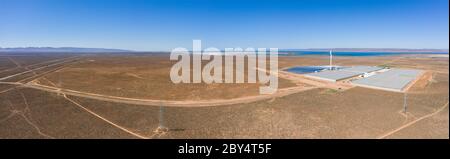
0;52;448;139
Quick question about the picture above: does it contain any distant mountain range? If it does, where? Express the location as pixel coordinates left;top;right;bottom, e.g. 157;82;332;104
282;48;449;53
0;47;133;53
0;47;448;53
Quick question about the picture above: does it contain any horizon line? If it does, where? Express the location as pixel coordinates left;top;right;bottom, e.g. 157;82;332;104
1;46;449;52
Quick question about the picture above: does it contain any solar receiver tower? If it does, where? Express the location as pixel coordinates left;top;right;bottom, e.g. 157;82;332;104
329;50;333;70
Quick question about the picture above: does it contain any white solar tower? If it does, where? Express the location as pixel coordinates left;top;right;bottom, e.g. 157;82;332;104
329;49;333;70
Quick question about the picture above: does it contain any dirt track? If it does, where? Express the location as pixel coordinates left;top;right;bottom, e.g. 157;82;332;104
377;102;449;139
23;82;316;107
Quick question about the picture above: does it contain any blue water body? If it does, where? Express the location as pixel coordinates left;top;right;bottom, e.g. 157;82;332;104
284;66;340;74
278;51;448;57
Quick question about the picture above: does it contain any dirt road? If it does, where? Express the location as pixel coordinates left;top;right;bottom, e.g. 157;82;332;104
23;82;316;107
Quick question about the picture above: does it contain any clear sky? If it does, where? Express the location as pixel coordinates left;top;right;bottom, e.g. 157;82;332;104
1;0;448;51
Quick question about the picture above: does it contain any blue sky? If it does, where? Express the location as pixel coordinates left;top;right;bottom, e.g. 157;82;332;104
1;0;448;51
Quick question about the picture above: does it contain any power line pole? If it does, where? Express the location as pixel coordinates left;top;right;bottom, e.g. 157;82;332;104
403;93;407;114
159;102;165;129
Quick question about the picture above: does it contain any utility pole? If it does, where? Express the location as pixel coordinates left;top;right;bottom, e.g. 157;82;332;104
58;70;61;87
159;102;165;129
155;101;168;134
403;93;407;114
152;101;168;136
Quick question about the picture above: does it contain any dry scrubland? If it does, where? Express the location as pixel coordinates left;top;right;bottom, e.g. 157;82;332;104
0;53;448;138
0;88;136;138
0;58;16;71
38;54;296;100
